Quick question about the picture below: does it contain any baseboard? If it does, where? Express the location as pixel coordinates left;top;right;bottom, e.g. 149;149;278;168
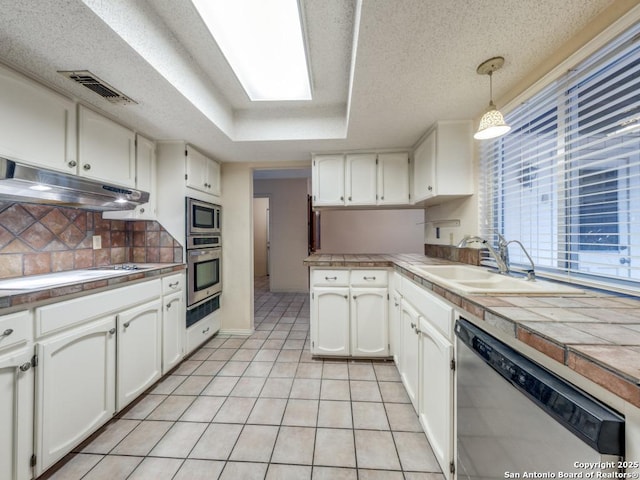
218;328;254;336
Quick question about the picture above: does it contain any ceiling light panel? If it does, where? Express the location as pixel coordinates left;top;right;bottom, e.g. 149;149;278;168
191;0;312;102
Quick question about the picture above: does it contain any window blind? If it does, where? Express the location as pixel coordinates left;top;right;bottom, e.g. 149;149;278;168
479;22;640;288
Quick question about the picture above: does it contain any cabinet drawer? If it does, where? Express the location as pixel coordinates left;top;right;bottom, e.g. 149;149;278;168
0;310;31;352
36;279;161;337
350;269;388;287
312;269;349;287
162;273;184;294
186;313;219;354
402;277;453;340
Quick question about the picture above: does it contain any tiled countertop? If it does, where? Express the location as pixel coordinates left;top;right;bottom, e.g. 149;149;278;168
0;263;186;311
305;253;640;408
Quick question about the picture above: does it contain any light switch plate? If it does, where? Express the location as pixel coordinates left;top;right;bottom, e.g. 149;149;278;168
92;235;102;250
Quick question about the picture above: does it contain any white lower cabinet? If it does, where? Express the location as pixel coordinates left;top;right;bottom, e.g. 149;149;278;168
116;300;162;410
389;289;402;363
399;300;420;411
35;316;116;475
398;276;455;479
419;316;454;479
0;344;34;480
351;288;388;356
32;276;182;477
162;290;184;374
311;287;350;356
310;268;389;358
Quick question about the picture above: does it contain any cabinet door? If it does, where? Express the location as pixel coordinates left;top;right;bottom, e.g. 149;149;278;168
117;299;162;410
102;134;157;221
378;152;410;205
186;145;220;195
162;290;185;374
132;134;157;218
419;319;454;479
36;316;116;475
311;287;350;355
345;153;377;206
0;347;34;480
312;154;345;206
350;287;388;356
389;289;402;363
0;64;76;174
208;158;221;196
78;106;136;187
399;300;420;412
412;129;436;203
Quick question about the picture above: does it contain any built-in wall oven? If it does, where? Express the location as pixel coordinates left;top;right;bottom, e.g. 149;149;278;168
186;197;222;327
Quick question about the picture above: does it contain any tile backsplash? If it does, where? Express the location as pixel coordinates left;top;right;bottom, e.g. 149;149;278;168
0;202;183;279
424;243;482;265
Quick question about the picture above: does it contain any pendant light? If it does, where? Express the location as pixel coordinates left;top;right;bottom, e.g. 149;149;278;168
474;56;511;140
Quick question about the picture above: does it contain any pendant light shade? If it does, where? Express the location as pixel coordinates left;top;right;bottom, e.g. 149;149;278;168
474;57;511;140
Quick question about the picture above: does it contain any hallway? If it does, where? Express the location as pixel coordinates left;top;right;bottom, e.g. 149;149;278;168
43;277;443;479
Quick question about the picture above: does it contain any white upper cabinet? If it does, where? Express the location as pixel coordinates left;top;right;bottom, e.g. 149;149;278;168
186;145;221;197
103;134;157;221
412;120;473;205
77;105;136;187
312;154;345;206
313;152;410;207
0;63;76;173
345;153;377;206
378;152;410;205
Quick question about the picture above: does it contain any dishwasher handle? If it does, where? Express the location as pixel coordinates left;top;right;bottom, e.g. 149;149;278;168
455;318;625;456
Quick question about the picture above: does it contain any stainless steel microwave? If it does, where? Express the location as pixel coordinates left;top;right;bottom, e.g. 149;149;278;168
186;197;221;236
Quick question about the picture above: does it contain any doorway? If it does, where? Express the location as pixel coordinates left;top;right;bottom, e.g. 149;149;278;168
253;196;270;279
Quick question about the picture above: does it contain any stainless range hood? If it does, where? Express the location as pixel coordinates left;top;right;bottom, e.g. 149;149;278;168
0;158;149;211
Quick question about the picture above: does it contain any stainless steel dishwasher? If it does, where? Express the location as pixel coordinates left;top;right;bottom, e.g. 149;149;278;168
455;318;625;480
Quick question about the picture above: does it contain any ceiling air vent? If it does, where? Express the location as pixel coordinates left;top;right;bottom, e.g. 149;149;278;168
58;70;137;105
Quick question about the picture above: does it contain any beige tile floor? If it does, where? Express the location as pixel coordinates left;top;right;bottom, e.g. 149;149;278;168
42;277;444;480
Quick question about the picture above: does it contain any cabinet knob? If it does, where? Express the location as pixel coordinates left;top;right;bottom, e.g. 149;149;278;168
427;185;433;191
381;196;384;200
348;196;352;201
363;276;376;280
67;160;77;168
203;327;210;334
343;295;348;299
123;321;131;329
414;326;421;335
410;322;416;329
83;164;91;171
340;196;344;201
169;281;179;288
139;208;145;213
1;328;13;337
109;328;116;335
325;276;337;281
19;362;31;372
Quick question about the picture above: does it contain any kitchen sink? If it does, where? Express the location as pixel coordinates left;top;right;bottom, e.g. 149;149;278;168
414;264;584;295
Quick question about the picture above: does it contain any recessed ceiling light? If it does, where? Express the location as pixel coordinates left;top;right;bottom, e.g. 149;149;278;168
191;0;312;102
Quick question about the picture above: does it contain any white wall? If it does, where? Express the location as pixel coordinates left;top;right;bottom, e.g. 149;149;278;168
318;209;424;254
253;197;269;277
220;163;254;334
254;178;309;292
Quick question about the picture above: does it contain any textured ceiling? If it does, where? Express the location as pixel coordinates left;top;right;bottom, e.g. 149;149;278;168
0;0;620;162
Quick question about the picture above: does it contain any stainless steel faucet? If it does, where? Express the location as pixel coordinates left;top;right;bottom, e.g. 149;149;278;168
457;234;536;280
456;235;509;274
505;239;536;281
